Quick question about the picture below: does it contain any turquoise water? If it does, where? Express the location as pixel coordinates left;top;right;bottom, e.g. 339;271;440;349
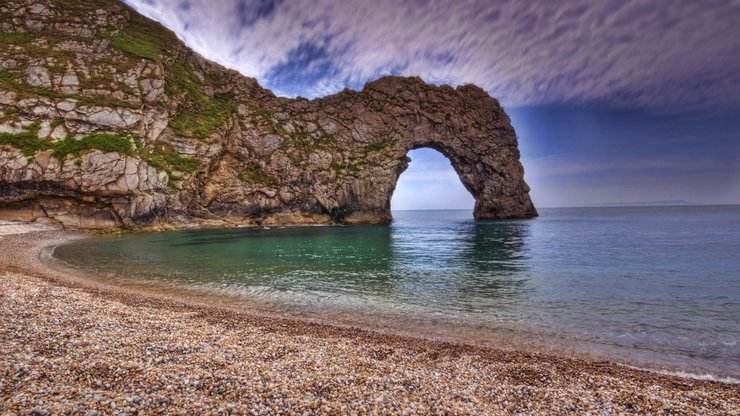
52;206;740;379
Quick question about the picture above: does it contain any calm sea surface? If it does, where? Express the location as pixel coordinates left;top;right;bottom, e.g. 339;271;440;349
51;206;740;380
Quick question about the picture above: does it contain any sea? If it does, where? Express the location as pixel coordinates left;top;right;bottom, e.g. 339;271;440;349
50;205;740;381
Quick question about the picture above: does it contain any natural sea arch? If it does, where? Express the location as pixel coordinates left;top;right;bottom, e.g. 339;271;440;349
334;126;538;224
305;78;538;225
391;148;475;212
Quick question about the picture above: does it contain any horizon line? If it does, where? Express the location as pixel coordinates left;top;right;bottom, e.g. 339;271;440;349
391;203;740;211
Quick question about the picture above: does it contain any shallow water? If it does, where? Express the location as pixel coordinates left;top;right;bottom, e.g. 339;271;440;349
52;206;740;379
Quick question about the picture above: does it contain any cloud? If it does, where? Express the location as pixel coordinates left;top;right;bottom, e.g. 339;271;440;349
122;0;740;110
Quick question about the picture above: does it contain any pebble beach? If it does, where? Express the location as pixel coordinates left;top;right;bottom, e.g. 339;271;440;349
1;222;738;415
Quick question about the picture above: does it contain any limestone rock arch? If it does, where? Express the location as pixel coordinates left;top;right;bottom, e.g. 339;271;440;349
295;77;538;224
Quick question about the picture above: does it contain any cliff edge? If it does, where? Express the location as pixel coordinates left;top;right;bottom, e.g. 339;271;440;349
0;0;536;229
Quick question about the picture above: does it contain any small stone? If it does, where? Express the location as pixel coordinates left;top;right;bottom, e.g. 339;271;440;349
27;65;51;88
51;124;66;140
61;72;79;87
0;91;16;105
56;100;77;112
37;121;51;138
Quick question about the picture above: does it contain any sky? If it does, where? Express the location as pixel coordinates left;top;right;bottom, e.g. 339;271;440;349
124;0;740;209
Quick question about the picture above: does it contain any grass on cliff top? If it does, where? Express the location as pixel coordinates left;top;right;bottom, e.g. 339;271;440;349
52;0;121;12
109;7;179;63
110;31;160;63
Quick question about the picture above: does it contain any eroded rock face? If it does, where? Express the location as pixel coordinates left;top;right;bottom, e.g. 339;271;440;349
0;0;536;229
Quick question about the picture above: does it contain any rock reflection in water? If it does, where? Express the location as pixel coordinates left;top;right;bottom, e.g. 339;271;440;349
388;213;530;312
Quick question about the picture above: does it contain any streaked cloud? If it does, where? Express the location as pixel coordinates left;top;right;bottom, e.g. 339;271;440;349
123;0;740;110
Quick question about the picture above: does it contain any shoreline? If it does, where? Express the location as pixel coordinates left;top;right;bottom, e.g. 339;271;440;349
1;223;738;414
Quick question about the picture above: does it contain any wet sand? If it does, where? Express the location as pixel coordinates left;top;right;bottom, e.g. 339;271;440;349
1;223;738;414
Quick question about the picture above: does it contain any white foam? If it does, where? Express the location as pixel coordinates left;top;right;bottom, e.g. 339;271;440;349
624;365;740;384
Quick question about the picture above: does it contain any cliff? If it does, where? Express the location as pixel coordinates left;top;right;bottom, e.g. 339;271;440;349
0;0;537;229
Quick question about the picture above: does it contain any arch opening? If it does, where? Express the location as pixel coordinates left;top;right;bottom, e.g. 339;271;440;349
390;148;475;214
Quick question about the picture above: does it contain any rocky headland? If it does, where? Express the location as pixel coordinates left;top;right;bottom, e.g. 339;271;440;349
0;0;536;229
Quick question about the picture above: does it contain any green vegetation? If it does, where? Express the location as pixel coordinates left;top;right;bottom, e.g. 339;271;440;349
169;92;235;140
0;29;138;108
51;132;133;160
1;107;18;123
52;0;116;12
140;143;199;175
288;128;311;148
110;30;160;62
363;137;393;154
78;73;114;89
165;59;236;140
330;160;362;174
50;118;64;129
238;163;279;186
250;107;285;135
275;123;338;168
0;122;201;188
24;120;42;132
108;10;178;63
0;32;34;46
165;60;201;99
0;127;50;156
0;32;77;61
0;126;133;160
0;70;62;100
